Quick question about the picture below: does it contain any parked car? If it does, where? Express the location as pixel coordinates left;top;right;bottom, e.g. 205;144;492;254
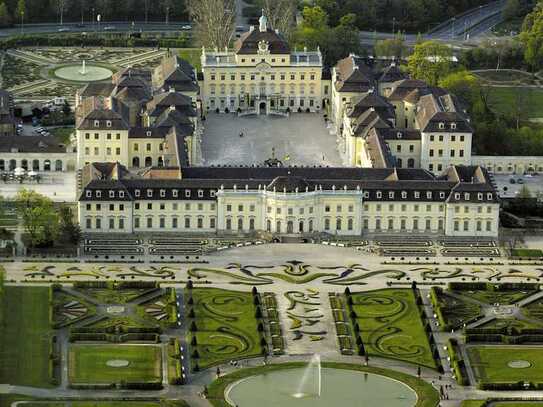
517;178;524;184
181;25;192;30
103;26;116;31
58;27;70;32
509;178;516;184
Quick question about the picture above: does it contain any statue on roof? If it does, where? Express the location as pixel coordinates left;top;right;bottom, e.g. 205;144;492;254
259;9;268;32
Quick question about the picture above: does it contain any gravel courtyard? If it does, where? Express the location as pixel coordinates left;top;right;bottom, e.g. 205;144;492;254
201;113;344;166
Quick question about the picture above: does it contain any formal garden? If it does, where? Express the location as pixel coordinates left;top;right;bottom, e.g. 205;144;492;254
467;346;543;389
186;286;267;371
337;288;439;369
0;397;190;407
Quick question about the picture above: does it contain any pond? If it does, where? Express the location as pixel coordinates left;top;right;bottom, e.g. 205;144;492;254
225;367;417;407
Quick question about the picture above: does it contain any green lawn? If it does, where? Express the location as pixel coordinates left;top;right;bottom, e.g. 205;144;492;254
188;288;262;370
461;402;486;407
494;404;543;407
454;288;537;305
467;346;543;383
0;286;54;387
178;48;201;71
68;344;162;385
479;318;543;330
349;289;436;369
0;397;189;407
511;249;543;258
50;126;75;144
486;86;543;118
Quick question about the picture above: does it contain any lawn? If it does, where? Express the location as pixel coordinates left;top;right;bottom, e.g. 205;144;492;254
467;346;543;384
454;288;537;305
511;249;543;258
0;398;189;407
349;289;437;369
75;287;150;304
178;48;201;71
188;288;262;370
68;344;162;385
486;86;543;118
461;402;486;407
0;286;54;387
479;318;543;330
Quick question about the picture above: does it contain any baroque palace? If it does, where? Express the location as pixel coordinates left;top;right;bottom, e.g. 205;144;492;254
75;13;501;238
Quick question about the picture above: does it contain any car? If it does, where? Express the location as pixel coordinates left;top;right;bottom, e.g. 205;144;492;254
517;178;524;184
181;25;192;30
58;27;70;32
103;26;116;31
509;178;516;184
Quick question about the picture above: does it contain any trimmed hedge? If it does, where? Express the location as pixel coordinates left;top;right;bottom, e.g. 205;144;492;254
447;338;469;386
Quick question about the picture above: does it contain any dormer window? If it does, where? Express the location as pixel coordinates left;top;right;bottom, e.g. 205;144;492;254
147;189;153;197
455;193;460;200
401;191;407;199
210;190;216;198
438;122;445;129
363;191;370;198
172;190;178;198
86;190;91;198
109;190;115;198
376;191;382;199
106;120;112;127
464;193;470;200
451;122;457;130
414;191;420;199
96;190;101;198
185;190;191;198
146;131;152;137
389;191;395;199
439;192;445;199
198;190;204;198
478;193;483;200
160;189;166;198
487;193;493;200
135;189;140;197
119;191;125;198
94;120;100;127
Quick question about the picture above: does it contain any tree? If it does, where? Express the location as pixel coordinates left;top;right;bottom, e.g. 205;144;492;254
374;33;407;60
0;2;10;26
407;40;453;86
326;13;362;65
187;0;235;49
260;0;297;40
62;100;71;116
59;206;81;245
438;70;480;105
15;190;59;247
504;0;521;21
520;2;543;71
294;6;329;51
15;0;25;19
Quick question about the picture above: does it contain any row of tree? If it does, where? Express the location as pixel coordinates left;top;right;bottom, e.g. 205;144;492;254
0;0;188;26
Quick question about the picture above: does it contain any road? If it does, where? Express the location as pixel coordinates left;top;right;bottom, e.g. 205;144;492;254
1;0;506;45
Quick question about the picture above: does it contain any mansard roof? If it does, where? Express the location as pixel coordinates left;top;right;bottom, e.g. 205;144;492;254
235;27;290;55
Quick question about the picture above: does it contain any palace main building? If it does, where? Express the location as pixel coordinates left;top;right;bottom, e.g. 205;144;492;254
76;14;501;238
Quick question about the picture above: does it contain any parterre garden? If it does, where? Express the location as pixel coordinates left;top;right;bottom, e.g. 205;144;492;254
336;288;439;369
186;286;268;371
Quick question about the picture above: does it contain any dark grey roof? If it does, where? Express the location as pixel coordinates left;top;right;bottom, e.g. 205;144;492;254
77;109;129;130
0;135;66;153
373;128;421;141
235;28;290;55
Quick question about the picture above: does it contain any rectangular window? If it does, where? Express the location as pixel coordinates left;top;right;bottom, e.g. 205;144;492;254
197;218;203;229
210;218;216;229
109;218;115;229
185;218;191;228
172;217;178;228
147;217;153;228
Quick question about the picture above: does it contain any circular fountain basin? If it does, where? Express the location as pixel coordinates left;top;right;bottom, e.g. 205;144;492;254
53;64;113;82
226;368;417;407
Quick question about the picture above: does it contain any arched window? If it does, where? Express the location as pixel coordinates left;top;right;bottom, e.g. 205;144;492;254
0;159;4;171
55;160;63;171
299;221;304;233
9;159;16;170
308;219;313;232
407;158;415;168
32;160;39;171
266;219;271;232
21;159;28;170
276;220;281;233
43;160;51;171
348;218;353;231
336;218;342;230
145;157;152;167
132;157;140;168
396;158;402;168
287;221;294;234
157;157;164;167
237;218;243;230
324;218;330;230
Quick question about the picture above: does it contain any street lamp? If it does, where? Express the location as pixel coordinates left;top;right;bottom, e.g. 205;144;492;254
392;17;396;35
20;11;24;35
166;6;170;25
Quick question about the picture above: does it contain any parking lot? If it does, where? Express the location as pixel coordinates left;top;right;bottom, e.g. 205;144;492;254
493;174;543;198
201;113;344;167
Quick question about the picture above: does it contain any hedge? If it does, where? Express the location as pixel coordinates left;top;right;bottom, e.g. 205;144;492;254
447;339;469;386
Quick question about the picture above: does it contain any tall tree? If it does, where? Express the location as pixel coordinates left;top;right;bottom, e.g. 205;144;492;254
407;40;453;85
374;33;407;60
15;190;59;247
520;1;543;71
294;6;329;51
260;0;297;40
0;2;10;26
187;0;235;49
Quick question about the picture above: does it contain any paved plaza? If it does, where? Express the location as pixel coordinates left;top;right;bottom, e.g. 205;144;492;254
201;113;344;167
0;172;76;202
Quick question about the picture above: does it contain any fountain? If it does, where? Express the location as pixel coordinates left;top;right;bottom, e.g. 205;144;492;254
225;359;418;406
293;354;321;398
79;60;87;76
